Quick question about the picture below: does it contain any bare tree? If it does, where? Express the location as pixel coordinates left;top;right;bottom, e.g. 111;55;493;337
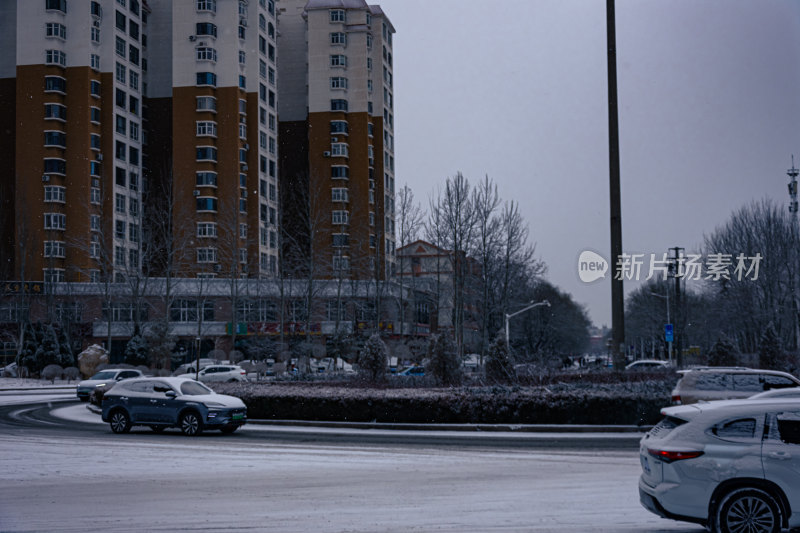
471;175;501;362
395;184;424;339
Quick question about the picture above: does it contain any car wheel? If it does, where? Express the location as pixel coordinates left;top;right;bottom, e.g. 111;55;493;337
714;487;781;533
228;378;237;383
79;396;89;402
180;411;203;436
220;426;238;434
109;410;131;434
149;425;166;433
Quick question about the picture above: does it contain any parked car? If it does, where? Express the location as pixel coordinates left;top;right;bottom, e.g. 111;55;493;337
750;388;800;400
671;367;800;405
398;366;425;377
101;377;246;436
171;359;217;376
178;365;248;383
0;362;18;377
625;359;671;371
639;398;800;532
76;368;144;402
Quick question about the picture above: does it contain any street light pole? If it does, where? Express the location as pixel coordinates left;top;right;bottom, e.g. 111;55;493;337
505;300;551;347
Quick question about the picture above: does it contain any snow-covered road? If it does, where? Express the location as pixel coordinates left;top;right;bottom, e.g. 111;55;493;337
0;422;702;533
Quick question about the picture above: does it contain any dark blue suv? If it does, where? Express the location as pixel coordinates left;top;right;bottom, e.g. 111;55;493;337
101;377;246;436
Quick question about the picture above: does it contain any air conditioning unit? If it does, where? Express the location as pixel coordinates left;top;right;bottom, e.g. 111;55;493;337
331;137;338;142
42;175;50;182
96;153;103;161
189;35;197;42
323;151;331;157
193;190;200;196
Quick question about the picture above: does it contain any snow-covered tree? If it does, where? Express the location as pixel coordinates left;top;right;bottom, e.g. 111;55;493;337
485;333;515;383
357;333;388;382
427;333;462;386
125;332;149;367
759;322;788;370
707;337;739;367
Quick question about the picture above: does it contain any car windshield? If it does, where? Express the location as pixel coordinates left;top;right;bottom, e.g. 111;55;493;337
180;381;213;395
90;371;117;380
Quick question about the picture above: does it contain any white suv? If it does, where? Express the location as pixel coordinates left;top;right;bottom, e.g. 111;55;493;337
179;365;247;383
640;399;800;532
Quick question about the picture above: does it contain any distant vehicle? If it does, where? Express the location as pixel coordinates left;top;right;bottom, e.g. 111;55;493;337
171;359;220;376
625;360;671;371
671;367;800;405
398;366;424;377
101;377;246;436
76;368;144;402
749;388;800;400
640;398;800;531
178;365;248;383
0;362;18;377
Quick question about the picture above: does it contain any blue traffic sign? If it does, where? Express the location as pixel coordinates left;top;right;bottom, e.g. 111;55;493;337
665;324;674;342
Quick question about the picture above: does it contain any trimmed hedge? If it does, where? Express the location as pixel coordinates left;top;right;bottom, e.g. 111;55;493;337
213;380;675;426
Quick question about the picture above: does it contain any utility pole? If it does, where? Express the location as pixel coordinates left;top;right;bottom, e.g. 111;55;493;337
788;156;799;350
670;247;684;368
606;0;625;369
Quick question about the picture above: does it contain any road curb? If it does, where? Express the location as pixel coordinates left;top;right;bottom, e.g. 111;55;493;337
246;419;652;433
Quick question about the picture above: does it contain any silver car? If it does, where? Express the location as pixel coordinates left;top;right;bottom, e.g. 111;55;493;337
671;367;800;405
76;368;144;402
640;399;800;532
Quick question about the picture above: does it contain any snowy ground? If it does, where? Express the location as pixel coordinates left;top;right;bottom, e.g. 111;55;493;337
0;377;78;389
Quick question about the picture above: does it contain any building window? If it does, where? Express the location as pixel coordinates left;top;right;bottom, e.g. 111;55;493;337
44;158;66;175
331;143;348;157
115;166;126;186
196;47;217;62
171;300;214;322
115;140;126;161
128;45;139;65
115;114;126;134
128;146;139;165
91;187;101;204
238;50;246;65
115;36;126;57
196;72;217;86
331;166;349;179
330;120;348;135
129;199;139;217
333;255;349;272
330;77;348;90
196;172;217;187
332;210;349;225
196;146;217;161
44;131;66;148
45;0;67;14
114;220;126;240
90;80;101;97
91;26;100;43
44;269;66;283
44;186;66;203
115;62;126;83
197;96;216;112
332;233;349;247
44;213;66;230
238;25;246;40
114;246;126;266
129;71;139;90
91;1;102;18
330;9;345;22
90;107;100;123
239;75;246;89
46;22;67;39
45;50;67;67
129;20;139;40
367;34;373;49
330;99;348;112
331;188;348;203
90;133;101;150
45;76;66;93
115;10;126;31
44;104;67;121
196;23;217;38
330;54;347;68
196;197;218;212
197;0;216;13
330;32;346;45
197;222;217;237
90;214;101;231
129;121;139;141
196;121;217;137
115;193;126;213
197;248;217;263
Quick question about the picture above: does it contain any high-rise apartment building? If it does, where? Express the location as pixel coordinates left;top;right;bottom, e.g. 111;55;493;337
277;0;396;280
146;0;280;279
1;0;148;283
0;0;280;283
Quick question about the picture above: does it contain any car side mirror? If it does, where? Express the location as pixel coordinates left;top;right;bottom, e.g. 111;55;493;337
165;390;177;399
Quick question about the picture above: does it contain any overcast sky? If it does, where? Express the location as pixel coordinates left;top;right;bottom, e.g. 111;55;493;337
376;0;800;327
